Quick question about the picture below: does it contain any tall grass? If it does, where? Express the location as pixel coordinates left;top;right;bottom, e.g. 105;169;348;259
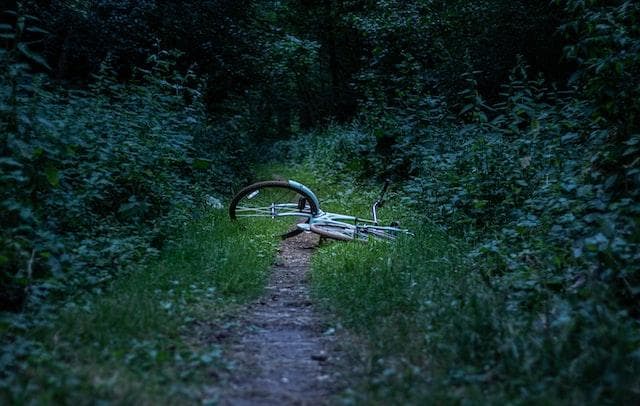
311;190;640;404
263;125;640;403
1;210;281;404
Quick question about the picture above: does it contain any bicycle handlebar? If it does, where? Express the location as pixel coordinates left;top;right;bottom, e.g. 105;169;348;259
372;180;391;225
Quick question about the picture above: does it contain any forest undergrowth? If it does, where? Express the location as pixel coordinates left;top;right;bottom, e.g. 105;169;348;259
1;15;262;402
1;210;281;403
270;118;640;403
3;1;640;404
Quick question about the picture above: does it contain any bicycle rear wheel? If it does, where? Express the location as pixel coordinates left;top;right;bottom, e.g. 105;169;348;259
310;222;363;241
310;222;400;242
360;226;401;241
229;181;319;236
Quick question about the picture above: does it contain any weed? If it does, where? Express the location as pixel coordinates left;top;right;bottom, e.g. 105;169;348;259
1;211;280;403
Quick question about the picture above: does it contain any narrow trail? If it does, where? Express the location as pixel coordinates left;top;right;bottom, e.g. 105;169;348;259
218;232;343;405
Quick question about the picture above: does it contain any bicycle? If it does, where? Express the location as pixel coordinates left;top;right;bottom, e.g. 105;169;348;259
228;179;412;241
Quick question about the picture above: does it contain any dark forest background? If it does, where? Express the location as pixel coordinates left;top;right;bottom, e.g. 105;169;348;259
1;0;639;403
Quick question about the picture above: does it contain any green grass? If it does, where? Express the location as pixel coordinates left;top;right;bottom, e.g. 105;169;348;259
240;158;640;404
308;175;640;404
2;210;281;404
312;223;471;403
8;160;638;404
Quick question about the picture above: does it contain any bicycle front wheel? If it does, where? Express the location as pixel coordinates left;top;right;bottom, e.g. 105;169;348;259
229;180;318;223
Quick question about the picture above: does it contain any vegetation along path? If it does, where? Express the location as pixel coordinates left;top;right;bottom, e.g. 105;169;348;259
218;231;343;405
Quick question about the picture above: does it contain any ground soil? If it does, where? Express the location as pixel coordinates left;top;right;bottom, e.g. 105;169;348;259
215;232;344;405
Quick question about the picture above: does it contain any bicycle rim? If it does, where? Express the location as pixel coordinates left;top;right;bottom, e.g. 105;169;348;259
229;181;318;232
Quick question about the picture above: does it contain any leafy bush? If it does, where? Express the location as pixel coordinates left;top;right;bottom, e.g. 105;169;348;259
1;19;250;311
558;0;640;134
0;211;281;404
312;225;640;403
25;1;261;112
347;0;567;110
397;60;640;316
273;56;640;403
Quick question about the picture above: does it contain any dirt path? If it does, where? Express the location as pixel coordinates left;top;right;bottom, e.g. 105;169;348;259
217;232;343;405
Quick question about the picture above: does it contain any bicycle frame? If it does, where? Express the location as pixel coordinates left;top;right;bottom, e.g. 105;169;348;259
230;179;410;240
283;180;385;221
281;180;405;236
301;212;403;236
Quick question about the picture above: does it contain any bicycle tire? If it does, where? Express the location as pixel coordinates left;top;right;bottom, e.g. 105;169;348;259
229;180;319;220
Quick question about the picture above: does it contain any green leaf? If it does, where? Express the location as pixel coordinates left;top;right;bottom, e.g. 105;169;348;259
192;158;211;170
24;14;41;22
44;166;60;187
585;233;609;252
459;104;475;115
0;157;22;168
0;23;12;31
561;132;580;143
17;43;51;70
26;27;50;35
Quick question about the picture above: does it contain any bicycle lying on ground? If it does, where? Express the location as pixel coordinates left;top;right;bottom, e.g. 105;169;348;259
229;179;412;241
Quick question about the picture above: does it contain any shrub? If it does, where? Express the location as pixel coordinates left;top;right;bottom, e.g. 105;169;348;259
1;20;249;310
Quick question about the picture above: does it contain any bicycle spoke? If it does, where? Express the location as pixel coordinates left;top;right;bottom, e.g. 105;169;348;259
229;182;316;241
235;204;300;216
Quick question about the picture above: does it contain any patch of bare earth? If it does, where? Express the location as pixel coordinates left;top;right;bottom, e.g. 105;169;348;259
216;232;344;405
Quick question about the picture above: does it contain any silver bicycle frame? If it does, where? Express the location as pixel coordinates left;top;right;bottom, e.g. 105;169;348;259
235;179;410;238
